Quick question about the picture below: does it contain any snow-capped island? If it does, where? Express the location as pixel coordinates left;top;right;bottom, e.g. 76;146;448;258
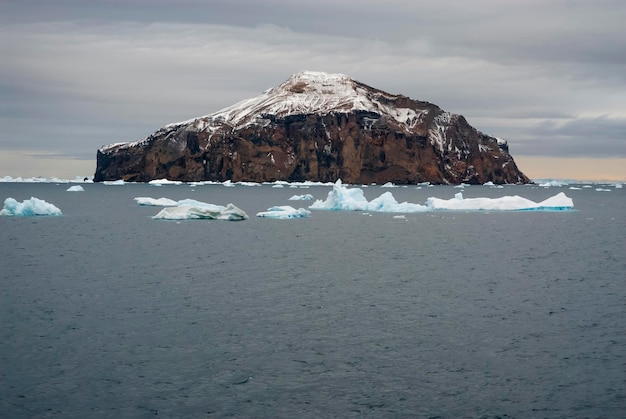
95;71;530;185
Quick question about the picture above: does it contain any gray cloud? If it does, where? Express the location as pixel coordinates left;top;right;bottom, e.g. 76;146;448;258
518;116;626;157
1;0;625;173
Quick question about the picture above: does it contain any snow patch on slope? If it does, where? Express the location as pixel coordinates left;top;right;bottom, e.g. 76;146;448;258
164;71;428;131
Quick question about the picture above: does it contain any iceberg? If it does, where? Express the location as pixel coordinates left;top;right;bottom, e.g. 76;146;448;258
135;196;248;220
426;192;574;211
66;185;84;192
256;206;311;219
288;194;314;201
103;180;125;185
1;197;62;216
310;180;428;212
310;180;573;213
134;197;178;206
538;179;570;187
152;203;248;221
148;178;183;186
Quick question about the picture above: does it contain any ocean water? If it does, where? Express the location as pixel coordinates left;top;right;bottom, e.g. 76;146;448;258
1;182;624;418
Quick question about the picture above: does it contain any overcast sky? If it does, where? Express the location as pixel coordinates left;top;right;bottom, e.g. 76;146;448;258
1;0;625;180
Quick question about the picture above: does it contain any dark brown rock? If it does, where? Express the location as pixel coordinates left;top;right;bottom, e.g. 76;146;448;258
94;71;530;184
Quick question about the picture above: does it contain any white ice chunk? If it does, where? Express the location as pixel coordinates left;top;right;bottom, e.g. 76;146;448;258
256;205;311;219
1;197;62;216
66;185;84;192
103;180;125;185
152;203;248;221
288;194;314;200
134;197;178;206
426;191;573;211
309;179;573;213
148;178;183;186
538;180;568;187
310;180;428;212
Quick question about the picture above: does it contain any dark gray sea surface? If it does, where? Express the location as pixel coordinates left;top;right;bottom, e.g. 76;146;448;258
1;182;624;418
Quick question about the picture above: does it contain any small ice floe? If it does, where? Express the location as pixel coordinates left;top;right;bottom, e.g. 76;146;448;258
288;194;314;201
595;188;611;192
134;197;178;206
103;180;125;185
66;185;84;192
148;178;183;186
538;180;568;187
1;197;62;216
256;206;311;219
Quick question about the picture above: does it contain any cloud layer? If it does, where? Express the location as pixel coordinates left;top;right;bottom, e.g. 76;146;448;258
1;0;625;173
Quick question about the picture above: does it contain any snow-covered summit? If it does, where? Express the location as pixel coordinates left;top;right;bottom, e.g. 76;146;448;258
165;71;430;131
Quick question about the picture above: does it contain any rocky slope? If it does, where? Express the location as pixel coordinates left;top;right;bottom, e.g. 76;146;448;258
94;71;530;184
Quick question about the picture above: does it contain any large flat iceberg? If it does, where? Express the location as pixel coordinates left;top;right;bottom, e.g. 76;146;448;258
256;206;311;219
426;192;574;211
310;180;573;212
152;203;248;221
135;196;248;220
1;197;62;216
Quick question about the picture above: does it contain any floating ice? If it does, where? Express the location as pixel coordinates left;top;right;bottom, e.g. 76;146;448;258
1;197;62;216
538;180;569;187
595;188;611;192
134;196;248;220
310;180;573;212
256;206;311;219
103;180;125;185
288;194;314;201
310;180;428;212
148;178;183;186
66;185;84;192
134;197;178;206
0;176;92;183
426;192;573;211
152;203;248;221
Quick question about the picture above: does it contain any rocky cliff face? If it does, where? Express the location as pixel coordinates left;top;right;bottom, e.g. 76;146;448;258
94;71;530;184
